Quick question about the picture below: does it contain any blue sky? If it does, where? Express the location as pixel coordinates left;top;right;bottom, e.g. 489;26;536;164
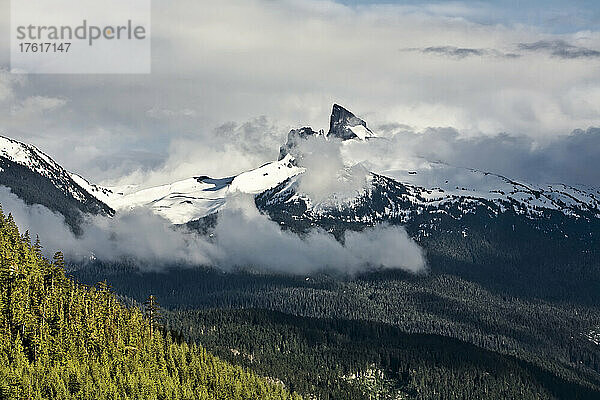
337;0;600;33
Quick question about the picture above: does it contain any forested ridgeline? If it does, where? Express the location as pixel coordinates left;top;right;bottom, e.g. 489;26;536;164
0;210;300;400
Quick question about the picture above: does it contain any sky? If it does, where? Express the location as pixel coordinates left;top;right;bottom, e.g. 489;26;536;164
339;1;600;33
0;0;599;187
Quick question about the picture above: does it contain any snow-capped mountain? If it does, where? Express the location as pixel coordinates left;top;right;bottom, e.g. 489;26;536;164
384;165;600;219
98;154;303;224
0;136;113;214
3;104;597;311
0;104;598;233
0;133;301;226
257;166;600;238
262;161;600;225
262;105;599;235
0;136;114;232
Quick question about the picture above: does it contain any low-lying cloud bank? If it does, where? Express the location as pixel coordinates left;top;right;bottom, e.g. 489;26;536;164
213;196;424;274
0;187;425;275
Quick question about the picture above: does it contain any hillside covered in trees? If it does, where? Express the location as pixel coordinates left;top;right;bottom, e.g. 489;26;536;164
74;263;600;400
166;308;600;400
0;209;300;400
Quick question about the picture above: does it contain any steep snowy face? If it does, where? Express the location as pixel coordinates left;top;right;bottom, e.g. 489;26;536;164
106;176;232;225
0;136;89;203
328;104;375;141
0;135;114;217
98;154;303;224
258;162;600;229
229;154;303;194
69;172;118;206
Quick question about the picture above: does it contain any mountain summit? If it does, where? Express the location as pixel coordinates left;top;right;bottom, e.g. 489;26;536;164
0;105;598;229
327;104;374;140
278;104;373;160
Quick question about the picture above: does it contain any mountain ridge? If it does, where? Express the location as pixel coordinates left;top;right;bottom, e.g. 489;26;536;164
0;135;114;232
0;105;598;230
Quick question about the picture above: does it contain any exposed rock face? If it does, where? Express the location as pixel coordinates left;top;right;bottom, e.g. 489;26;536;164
0;136;114;234
327;104;373;141
278;127;322;160
278;104;375;160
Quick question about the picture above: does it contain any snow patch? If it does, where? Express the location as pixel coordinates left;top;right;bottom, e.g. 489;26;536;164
349;124;374;140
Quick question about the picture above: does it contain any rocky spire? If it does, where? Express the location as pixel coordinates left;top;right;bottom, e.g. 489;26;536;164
278;104;374;160
327;104;374;141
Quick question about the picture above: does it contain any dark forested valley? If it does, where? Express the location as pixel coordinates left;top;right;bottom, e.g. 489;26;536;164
73;258;600;399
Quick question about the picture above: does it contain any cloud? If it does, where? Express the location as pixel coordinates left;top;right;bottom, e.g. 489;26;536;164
342;124;600;186
518;40;600;59
104;116;285;188
146;107;197;119
405;39;600;60
0;0;598;186
0;69;27;104
0;186;425;275
292;135;370;205
0;186;217;267
421;46;485;58
405;46;520;59
11;95;67;116
212;195;425;274
0;70;15;102
0;0;598;192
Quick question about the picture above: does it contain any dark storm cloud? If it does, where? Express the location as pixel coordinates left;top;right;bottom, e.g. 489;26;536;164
517;40;600;59
423;46;485;58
